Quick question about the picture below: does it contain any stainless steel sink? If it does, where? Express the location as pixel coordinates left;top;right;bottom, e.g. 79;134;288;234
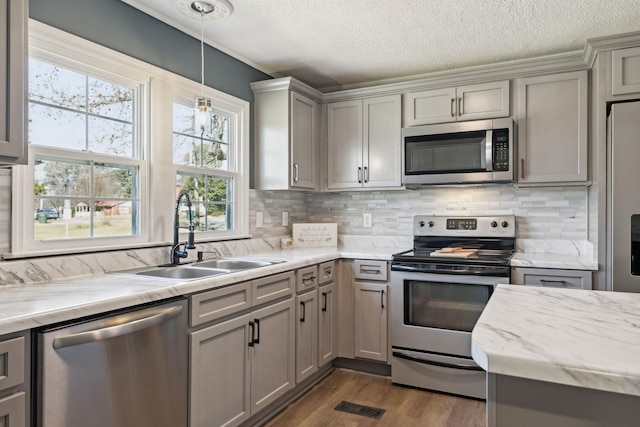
192;259;278;270
117;265;231;280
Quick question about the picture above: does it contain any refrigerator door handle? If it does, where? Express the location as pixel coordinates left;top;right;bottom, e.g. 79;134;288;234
52;305;184;349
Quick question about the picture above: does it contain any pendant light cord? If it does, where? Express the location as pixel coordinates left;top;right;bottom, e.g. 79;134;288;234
200;12;205;96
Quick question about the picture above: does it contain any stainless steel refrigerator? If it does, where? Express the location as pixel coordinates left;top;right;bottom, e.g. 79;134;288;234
607;101;640;292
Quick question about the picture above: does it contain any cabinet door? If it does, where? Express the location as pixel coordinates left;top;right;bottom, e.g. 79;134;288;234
295;291;318;383
189;314;251;427
363;95;402;188
250;298;295;413
403;87;457;126
354;282;387;362
327;100;363;189
612;46;640;95
318;282;338;367
457;81;510;121
0;0;28;165
290;91;319;189
0;392;26;427
517;71;588;184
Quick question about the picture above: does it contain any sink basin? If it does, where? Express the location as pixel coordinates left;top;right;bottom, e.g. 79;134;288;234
127;266;231;280
192;259;277;270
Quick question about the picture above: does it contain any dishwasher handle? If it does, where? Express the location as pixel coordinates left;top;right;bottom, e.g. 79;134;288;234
52;305;184;350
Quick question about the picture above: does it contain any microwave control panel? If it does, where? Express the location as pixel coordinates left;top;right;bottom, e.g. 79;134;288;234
493;129;510;171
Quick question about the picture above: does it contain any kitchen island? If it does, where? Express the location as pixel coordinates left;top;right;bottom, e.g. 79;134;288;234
472;285;640;427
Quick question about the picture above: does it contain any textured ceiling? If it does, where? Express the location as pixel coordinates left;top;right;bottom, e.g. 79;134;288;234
123;0;640;91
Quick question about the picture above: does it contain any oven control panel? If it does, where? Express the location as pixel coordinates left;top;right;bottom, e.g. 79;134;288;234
414;215;515;237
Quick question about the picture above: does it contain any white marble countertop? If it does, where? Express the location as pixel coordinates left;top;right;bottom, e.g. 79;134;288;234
472;285;640;396
0;245;403;336
511;252;598;270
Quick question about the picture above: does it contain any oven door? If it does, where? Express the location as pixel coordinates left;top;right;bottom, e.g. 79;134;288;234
390;269;501;357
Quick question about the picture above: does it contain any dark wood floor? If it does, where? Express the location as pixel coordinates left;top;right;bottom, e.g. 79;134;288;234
264;369;486;427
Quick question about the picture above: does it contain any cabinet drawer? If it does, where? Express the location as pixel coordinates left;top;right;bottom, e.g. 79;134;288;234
353;260;388;281
190;282;252;327
252;271;295;306
513;268;592;290
0;392;26;427
318;261;335;285
296;266;318;293
0;337;24;392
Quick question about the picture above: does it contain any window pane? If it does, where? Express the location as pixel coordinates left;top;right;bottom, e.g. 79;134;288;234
35;159;91;197
173;102;195;134
173;134;200;166
89;116;134;156
202;141;228;169
177;172;232;232
93;200;136;237
88;78;134;122
211;114;229;143
33;197;91;240
29;59;86;110
94;164;137;198
29;103;86;150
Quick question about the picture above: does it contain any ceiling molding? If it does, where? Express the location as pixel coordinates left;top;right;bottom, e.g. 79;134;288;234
583;30;640;68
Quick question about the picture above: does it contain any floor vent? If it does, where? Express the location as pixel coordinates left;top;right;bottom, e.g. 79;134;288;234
334;400;386;419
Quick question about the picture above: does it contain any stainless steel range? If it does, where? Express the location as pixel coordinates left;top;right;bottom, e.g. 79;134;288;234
390;215;515;399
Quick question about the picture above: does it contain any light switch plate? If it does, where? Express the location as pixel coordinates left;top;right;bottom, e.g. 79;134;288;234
256;211;263;228
282;211;288;227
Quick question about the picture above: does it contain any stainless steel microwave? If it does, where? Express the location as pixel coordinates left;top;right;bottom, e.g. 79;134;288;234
402;118;514;185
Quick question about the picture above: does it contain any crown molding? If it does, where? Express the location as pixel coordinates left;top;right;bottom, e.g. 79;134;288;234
249;76;324;102
584;30;640;68
322;51;587;103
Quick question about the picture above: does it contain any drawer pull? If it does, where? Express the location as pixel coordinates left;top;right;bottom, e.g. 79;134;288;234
540;279;569;287
360;268;381;275
302;276;316;284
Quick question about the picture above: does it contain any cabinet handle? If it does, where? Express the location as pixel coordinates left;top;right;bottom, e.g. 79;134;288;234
253;319;260;344
293;163;300;182
360;268;381;275
358;166;362;183
458;97;463;116
248;320;255;347
364;166;368;183
300;301;306;322
520;158;525;179
540;279;569;287
322;292;328;312
450;98;456;117
302;276;316;285
380;289;385;309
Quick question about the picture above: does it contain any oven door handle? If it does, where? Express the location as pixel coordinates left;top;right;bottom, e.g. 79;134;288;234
392;351;484;372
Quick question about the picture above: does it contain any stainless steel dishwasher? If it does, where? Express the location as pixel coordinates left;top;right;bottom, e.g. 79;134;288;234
35;298;188;427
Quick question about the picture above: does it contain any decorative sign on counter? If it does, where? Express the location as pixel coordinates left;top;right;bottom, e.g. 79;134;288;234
292;223;338;247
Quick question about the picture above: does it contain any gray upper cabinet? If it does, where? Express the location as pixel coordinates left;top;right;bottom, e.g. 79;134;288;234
517;71;588;184
327;94;402;190
612;46;640;96
251;77;321;190
403;80;509;126
0;0;28;166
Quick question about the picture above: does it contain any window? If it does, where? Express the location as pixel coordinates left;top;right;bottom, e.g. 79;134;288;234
172;99;236;233
11;22;249;257
29;58;141;242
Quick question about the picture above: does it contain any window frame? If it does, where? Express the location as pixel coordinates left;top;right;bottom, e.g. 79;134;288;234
9;20;250;258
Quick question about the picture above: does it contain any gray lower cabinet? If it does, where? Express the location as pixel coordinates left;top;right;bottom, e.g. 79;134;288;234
189;298;295;427
189;272;296;427
317;281;338;367
295;290;318;383
354;281;388;362
0;332;29;427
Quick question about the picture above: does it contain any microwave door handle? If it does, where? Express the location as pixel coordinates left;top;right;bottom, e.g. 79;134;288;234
485;130;493;171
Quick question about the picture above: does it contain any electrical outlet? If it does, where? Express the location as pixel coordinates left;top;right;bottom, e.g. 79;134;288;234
256;211;263;228
282;211;289;227
363;213;372;228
